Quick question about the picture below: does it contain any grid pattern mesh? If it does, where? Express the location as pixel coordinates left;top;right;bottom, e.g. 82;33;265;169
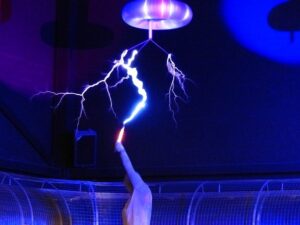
98;194;126;225
152;193;190;225
0;186;23;225
259;191;300;225
1;173;300;224
193;192;256;225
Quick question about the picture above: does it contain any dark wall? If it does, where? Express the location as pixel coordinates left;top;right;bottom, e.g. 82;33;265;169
0;0;56;174
1;0;300;179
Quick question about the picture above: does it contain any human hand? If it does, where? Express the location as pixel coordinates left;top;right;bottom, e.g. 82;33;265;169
115;142;125;153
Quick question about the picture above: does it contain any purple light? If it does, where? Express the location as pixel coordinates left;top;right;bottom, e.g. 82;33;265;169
122;0;193;30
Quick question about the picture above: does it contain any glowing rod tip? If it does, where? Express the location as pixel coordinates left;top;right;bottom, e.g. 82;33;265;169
117;127;125;143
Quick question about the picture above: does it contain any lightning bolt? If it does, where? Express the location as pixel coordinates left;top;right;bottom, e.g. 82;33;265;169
116;50;147;143
33;38;190;142
32;49;144;134
166;53;188;123
150;39;189;123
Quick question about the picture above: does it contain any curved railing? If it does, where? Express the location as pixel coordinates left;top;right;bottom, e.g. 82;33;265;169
1;172;300;224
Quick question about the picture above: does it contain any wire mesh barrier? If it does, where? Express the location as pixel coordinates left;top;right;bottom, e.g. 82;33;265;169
1;172;300;224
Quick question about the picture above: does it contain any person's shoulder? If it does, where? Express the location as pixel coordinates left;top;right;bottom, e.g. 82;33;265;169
135;181;150;191
132;173;152;196
135;183;152;201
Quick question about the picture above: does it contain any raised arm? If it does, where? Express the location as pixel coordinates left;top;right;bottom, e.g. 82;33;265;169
115;142;143;187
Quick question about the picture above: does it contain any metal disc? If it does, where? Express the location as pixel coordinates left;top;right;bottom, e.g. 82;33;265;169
122;0;193;30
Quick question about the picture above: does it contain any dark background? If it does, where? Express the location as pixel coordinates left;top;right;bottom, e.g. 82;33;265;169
1;0;300;180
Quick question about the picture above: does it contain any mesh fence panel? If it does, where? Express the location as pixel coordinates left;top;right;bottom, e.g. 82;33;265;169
1;173;300;224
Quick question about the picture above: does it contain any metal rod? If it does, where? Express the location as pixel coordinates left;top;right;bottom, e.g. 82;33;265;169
148;21;153;39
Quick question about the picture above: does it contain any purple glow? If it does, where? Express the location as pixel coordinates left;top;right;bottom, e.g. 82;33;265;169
142;0;173;20
122;0;193;30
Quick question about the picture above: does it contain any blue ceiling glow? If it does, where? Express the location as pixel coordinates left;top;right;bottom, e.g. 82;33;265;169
221;0;300;64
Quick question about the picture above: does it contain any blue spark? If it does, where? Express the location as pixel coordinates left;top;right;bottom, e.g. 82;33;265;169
33;49;144;132
166;53;188;122
116;49;147;142
33;38;190;142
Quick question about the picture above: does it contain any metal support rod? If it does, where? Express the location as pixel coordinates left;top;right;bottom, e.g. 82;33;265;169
148;21;153;39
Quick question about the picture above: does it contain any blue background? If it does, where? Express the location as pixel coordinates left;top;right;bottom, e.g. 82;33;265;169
0;0;300;179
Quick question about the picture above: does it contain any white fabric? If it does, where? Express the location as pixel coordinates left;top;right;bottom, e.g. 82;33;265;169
122;183;152;225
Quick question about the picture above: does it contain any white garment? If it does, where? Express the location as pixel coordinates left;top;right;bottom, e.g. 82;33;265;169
122;183;152;225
